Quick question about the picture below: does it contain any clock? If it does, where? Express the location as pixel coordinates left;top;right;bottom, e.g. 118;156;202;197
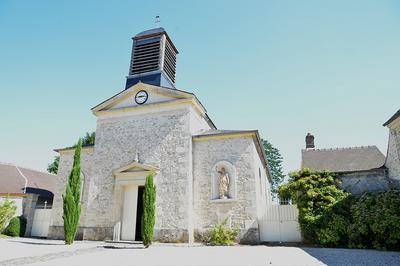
134;90;148;105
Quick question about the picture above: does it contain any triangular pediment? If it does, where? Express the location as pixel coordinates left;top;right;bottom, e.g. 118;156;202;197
91;82;197;115
113;161;158;178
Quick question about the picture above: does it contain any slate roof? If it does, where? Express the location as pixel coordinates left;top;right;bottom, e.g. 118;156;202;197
0;162;56;196
302;146;386;173
383;109;400;126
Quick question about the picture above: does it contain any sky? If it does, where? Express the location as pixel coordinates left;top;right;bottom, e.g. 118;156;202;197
0;0;399;175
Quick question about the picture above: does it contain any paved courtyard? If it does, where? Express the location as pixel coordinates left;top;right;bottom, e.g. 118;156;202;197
0;238;399;266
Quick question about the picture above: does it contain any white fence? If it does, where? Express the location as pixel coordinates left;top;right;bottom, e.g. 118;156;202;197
31;209;52;238
259;204;302;242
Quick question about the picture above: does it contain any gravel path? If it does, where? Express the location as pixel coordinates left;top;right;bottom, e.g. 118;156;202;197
1;238;399;266
301;247;400;266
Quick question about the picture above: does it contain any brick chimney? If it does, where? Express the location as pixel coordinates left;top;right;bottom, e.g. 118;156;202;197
306;133;315;149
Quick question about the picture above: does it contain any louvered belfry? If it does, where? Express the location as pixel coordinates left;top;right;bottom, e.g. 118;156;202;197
126;28;178;89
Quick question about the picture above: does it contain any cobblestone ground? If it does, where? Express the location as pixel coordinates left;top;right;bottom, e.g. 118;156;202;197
1;238;399;266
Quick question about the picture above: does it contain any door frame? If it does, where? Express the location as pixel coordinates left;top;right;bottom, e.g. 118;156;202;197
113;161;158;241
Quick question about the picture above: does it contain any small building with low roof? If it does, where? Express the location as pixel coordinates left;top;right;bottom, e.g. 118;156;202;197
301;134;390;195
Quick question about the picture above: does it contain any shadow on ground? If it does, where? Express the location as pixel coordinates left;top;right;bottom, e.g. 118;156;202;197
5;239;64;246
301;247;400;266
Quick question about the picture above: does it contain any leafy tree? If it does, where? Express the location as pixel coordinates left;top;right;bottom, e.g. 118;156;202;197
81;132;95;146
0;200;16;232
279;168;350;244
141;175;156;247
47;156;60;175
262;139;285;197
62;140;82;245
47;132;95;174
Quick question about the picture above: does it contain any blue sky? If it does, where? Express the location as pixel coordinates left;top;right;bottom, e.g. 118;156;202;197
0;0;399;174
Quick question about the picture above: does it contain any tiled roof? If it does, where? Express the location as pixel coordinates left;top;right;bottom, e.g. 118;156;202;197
54;144;94;152
383;109;400;126
0;162;56;195
193;129;257;137
302;146;386;173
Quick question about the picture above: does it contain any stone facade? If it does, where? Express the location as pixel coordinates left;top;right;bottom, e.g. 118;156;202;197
49;148;94;239
193;137;270;243
338;169;390;195
385;121;400;181
49;83;272;244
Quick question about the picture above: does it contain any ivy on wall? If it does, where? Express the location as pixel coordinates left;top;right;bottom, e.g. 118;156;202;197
279;168;400;250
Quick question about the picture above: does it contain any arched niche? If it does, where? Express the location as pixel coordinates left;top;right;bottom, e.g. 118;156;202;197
211;161;237;200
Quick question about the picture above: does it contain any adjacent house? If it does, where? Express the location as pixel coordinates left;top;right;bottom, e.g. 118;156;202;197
49;28;273;244
301;134;390;195
0;162;55;236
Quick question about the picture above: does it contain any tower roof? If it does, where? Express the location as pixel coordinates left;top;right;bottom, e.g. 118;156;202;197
133;27;178;53
126;28;178;89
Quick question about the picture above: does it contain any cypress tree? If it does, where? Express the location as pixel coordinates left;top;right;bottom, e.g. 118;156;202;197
141;175;156;247
62;139;82;245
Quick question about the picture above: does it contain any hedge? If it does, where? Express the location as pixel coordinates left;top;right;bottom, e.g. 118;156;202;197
279;168;400;250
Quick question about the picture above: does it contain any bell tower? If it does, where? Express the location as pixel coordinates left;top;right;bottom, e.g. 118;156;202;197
126;28;179;89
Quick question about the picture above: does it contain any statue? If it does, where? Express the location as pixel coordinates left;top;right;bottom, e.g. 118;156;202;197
217;167;230;199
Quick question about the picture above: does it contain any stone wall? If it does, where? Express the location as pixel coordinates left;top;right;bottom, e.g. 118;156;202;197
386;126;400;181
48;149;94;239
339;169;390;195
192;136;262;244
85;108;194;241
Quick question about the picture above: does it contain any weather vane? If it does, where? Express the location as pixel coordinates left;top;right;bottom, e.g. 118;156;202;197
155;15;160;24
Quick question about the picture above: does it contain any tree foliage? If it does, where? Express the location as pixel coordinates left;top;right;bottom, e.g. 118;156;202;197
47;156;60;175
0;200;16;232
141;175;156;247
279;168;350;244
81;132;95;146
262;139;285;197
62;140;82;245
47;132;95;175
349;190;400;250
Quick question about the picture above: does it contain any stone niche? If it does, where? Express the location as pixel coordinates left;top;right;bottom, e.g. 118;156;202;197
211;161;237;201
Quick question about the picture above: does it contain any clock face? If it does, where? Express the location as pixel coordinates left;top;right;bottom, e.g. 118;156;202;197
135;90;148;105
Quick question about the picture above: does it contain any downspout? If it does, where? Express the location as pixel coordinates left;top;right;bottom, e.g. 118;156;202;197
15;166;28;194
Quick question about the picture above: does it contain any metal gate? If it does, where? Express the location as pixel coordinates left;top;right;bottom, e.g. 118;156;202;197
259;204;302;242
31;209;52;237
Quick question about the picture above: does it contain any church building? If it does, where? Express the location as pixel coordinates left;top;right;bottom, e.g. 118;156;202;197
49;28;272;244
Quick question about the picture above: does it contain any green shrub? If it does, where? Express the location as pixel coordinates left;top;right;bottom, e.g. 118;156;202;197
280;169;400;251
209;219;240;246
63;140;82;245
0;200;17;232
3;216;27;237
142;175;156;247
279;168;350;244
349;190;400;250
317;195;353;247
